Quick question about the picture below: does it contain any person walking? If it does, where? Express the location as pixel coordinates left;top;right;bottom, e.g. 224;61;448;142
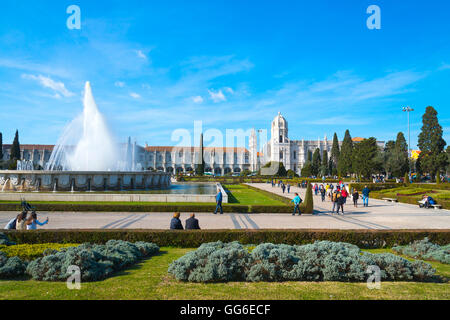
362;185;371;207
281;183;286;194
291;193;303;216
287;183;291;194
353;190;359;207
331;189;339;214
336;190;345;215
214;189;224;214
341;187;348;204
170;212;184;230
185;213;201;230
320;185;326;202
26;212;49;230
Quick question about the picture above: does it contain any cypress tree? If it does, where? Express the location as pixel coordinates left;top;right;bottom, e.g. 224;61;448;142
352;138;378;178
311;148;321;177
330;133;340;175
11;130;21;161
321;150;329;176
195;133;205;176
394;132;410;177
338;130;353;176
418;106;448;176
303;182;314;213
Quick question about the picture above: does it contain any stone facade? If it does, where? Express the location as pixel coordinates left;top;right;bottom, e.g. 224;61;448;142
1;113;384;176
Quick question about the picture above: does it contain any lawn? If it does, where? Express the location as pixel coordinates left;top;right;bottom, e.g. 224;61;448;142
0;184;285;207
0;247;448;300
223;185;285;206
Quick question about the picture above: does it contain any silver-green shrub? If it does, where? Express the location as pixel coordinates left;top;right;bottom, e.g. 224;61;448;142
393;238;450;264
0;252;27;279
26;240;159;281
168;241;437;283
168;241;250;282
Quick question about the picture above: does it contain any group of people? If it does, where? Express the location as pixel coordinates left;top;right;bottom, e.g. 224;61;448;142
271;179;291;194
4;201;49;230
170;212;201;230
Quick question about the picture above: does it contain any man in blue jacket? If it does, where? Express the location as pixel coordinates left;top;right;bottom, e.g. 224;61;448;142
214;189;223;215
362;186;370;207
291;193;302;216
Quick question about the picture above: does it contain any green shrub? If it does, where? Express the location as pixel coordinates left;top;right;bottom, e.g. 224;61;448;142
26;240;159;282
168;241;437;283
393;238;450;264
4;230;450;249
0;252;27;279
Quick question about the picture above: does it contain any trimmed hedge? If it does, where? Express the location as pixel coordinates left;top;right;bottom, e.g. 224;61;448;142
4;229;450;249
0;202;296;214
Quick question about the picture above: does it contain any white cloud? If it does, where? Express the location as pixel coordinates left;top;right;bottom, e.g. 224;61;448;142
192;96;204;104
115;81;125;88
130;92;141;99
22;74;74;98
136;50;147;60
224;87;234;94
208;89;226;103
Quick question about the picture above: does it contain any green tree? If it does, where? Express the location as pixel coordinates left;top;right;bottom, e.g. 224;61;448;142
418;106;448;177
337;130;353;176
11;130;21;161
195;133;205;176
352;138;379;178
330;133;340;176
385;132;410;177
261;161;287;176
311;148;321;177
320;150;329;176
301;161;313;177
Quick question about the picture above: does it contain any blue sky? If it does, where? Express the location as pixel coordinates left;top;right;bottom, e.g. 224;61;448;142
0;0;449;149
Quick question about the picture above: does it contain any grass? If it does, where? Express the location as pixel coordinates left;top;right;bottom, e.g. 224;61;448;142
223;185;285;206
0;247;448;300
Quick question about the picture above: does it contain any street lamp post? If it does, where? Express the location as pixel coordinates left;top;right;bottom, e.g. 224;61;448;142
402;106;414;175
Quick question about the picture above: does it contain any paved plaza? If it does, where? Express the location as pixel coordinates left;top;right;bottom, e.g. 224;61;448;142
1;183;449;230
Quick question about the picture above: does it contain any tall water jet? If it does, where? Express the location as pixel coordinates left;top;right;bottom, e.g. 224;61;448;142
46;82;132;171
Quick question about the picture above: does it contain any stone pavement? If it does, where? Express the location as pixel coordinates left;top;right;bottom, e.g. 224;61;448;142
0;183;449;230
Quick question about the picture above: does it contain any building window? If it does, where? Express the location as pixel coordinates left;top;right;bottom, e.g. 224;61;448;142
293;151;296;160
279;135;283;143
280;151;283;160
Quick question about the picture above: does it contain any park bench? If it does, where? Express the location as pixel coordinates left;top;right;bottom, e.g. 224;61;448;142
417;201;443;210
382;198;398;203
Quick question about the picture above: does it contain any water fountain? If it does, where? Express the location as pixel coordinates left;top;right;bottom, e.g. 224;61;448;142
0;82;170;192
